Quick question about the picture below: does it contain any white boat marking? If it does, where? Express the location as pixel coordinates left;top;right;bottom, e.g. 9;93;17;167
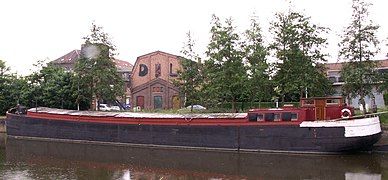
299;116;381;137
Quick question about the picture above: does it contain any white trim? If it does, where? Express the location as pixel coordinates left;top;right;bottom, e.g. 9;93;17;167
300;116;381;137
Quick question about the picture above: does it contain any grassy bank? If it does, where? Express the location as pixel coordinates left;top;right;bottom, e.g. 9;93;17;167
380;112;388;125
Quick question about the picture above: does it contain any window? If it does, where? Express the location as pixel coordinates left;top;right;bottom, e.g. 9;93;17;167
136;96;144;109
169;63;178;77
139;64;148;77
152;87;163;93
328;76;336;83
338;76;344;82
326;99;340;105
274;114;280;121
155;64;161;78
257;114;264;121
291;113;298;120
264;113;275;121
378;68;388;74
281;112;292;121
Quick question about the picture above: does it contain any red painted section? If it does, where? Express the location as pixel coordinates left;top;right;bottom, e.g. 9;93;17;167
248;97;355;121
304;107;316;121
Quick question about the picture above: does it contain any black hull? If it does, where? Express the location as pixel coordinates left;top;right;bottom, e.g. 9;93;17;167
6;114;382;153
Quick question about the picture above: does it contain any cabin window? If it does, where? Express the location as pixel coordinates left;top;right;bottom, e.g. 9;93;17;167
281;112;292;121
248;113;264;121
248;113;258;121
264;113;275;121
326;99;340;105
257;114;264;121
274;114;280;121
291;113;298;120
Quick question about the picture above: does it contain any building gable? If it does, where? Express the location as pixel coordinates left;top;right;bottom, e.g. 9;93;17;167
131;51;182;89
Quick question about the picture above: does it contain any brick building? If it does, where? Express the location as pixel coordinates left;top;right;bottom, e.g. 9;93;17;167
131;51;182;110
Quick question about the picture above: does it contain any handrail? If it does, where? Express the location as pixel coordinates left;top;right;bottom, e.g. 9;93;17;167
323;111;388;122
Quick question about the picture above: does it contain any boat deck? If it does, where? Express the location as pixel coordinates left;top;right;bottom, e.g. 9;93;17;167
28;107;247;119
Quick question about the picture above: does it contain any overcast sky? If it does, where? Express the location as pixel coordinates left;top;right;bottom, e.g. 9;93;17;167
1;0;388;75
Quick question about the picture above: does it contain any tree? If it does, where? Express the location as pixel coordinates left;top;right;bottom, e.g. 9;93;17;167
204;15;248;112
0;60;10;77
338;0;380;114
0;60;12;114
242;17;272;106
176;32;203;112
75;23;124;110
21;61;79;110
0;60;29;115
270;10;332;102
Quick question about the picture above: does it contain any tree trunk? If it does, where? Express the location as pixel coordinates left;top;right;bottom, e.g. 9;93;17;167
360;96;367;115
232;98;236;113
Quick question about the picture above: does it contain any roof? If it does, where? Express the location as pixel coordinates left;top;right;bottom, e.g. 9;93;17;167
325;59;388;71
51;50;81;64
325;62;343;71
51;49;133;72
113;58;133;72
136;50;180;60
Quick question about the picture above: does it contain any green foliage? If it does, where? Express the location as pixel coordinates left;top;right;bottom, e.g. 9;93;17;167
176;32;203;111
0;59;91;113
203;15;248;112
75;23;124;110
338;0;380;115
0;60;26;114
270;10;332;102
380;110;388;124
243;17;272;105
384;93;388;106
0;60;10;76
23;64;79;109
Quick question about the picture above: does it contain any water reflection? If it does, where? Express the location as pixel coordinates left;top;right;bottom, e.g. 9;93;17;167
1;137;387;179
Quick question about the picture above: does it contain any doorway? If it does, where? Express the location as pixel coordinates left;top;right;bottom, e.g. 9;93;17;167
154;96;163;109
172;96;180;109
136;96;144;109
315;99;326;120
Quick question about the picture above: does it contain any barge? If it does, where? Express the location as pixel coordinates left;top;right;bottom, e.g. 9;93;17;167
5;96;382;153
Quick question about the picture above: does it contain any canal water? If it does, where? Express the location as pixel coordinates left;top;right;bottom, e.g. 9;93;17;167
0;137;387;180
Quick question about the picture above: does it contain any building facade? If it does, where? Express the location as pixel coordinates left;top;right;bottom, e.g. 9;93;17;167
131;51;182;110
325;59;388;108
